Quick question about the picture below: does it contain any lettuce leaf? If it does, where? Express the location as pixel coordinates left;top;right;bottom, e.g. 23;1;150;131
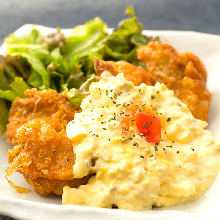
0;77;30;101
28;69;43;88
47;53;85;91
5;29;40;44
67;75;98;106
0;99;9;133
0;90;17;101
64;17;107;59
63;17;107;77
103;6;155;65
67;88;89;106
0;64;10;90
0;6;160;134
7;44;50;89
10;77;30;98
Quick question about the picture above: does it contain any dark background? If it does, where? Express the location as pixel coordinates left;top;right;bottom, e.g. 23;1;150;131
1;0;220;219
1;0;220;42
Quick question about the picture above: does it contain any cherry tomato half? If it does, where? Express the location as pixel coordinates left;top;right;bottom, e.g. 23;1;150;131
135;111;161;143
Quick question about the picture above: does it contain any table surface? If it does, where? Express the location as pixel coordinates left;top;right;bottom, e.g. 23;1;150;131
1;0;220;219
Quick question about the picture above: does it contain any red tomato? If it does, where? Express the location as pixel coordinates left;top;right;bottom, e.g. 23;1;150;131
135;111;161;143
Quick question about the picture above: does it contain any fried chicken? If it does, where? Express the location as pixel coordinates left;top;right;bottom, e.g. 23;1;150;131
137;41;212;121
94;57;151;86
6;89;88;196
94;41;212;122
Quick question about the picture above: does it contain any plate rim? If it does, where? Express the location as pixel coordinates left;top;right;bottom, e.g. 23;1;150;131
1;24;220;220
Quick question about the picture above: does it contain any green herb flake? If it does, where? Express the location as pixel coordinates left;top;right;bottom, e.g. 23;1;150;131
143;121;152;129
167;117;171;122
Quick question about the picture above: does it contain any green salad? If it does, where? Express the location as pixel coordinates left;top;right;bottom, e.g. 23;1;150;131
0;6;158;133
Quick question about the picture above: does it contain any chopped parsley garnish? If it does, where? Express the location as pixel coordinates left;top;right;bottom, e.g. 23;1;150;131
151;95;155;99
108;116;116;122
133;142;138;146
140;155;144;158
166;145;172;148
143;122;152;129
146;130;150;135
102;128;107;130
167;117;171;122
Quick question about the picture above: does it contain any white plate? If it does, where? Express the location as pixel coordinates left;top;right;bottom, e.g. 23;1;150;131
1;25;220;220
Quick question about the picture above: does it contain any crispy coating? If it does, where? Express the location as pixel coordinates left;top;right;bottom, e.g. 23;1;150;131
94;57;151;86
6;89;89;196
23;175;91;196
8;120;75;180
95;44;211;122
137;42;212;121
7;89;76;146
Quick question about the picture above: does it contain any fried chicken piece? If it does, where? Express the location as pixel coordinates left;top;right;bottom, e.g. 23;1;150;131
94;45;211;122
6;89;88;196
8;120;75;180
7;89;76;146
137;41;212;121
24;175;91;196
94;57;151;86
